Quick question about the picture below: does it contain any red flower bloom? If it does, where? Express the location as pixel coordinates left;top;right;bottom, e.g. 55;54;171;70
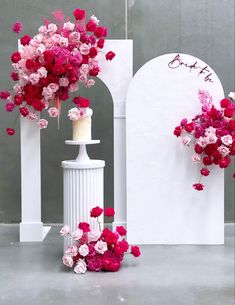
204;143;218;156
6;128;15;136
193;183;204;191
12;21;22;33
228;120;235;132
114;240;129;255
219;157;231;169
116;226;127;236
220;98;231;108
73;8;86;20
86;20;97;32
89;67;100;77
73;96;90;108
0;91;10;99
20;35;31;46
106;51;116;61
131;246;141;257
224;108;234;118
184;122;194;133
101;228;118;245
203;156;213;166
5;103;15;112
20;107;29;117
11;51;21;63
52;63;65;76
94;26;107;38
97;38;105;49
200;168;210;176
78;222;90;233
194;144;203;154
14;95;23;105
68;73;79;84
89;47;98;58
104;207;115;217
43;50;54;64
173;126;182;137
11;71;19;81
32;100;45;112
90;206;103;218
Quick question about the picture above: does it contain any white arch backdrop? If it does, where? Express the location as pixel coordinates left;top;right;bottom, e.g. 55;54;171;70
20;40;133;241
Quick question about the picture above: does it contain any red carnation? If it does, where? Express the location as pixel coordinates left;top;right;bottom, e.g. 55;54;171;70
73;8;86;20
20;35;31;46
12;21;22;34
78;222;90;233
25;59;35;71
224;108;234;118
200;168;210;176
94;26;107;38
73;96;90;108
89;47;98;58
11;71;19;81
193;183;204;191
219;157;231;169
14;95;23;105
43;50;54;64
104;207;115;217
220;98;231;108
90;206;103;218
86;20;97;32
173;126;182;137
6;128;15;136
68;73;79;84
89;67;100;77
184;122;194;133
20;107;29;117
5;103;15;112
194;144;203;154
204;143;218;156
32;100;45;112
11;51;21;63
228;120;235;132
101;228;118;245
0;91;10;99
52;63;65;76
106;51;116;61
203;156;213;166
116;226;127;236
97;38;105;49
131;246;141;257
114;240;129;255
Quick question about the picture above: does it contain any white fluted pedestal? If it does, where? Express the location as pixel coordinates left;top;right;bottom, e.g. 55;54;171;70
62;140;105;251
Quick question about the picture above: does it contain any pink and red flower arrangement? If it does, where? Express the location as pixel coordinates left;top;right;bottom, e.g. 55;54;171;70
174;90;235;191
0;8;115;135
60;206;141;274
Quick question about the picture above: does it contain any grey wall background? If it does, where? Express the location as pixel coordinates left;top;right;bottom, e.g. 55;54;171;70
0;0;234;223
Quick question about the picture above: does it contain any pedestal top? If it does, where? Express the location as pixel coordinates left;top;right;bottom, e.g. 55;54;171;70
65;140;100;145
62;159;105;169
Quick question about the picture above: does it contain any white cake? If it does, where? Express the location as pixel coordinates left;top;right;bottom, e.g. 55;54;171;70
68;107;93;141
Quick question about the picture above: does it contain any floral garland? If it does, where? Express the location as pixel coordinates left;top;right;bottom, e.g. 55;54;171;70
60;206;141;274
174;91;235;191
0;8;115;135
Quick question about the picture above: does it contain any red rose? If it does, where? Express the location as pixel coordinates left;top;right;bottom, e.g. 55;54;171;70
89;47;98;58
86;20;97;32
220;98;231;108
82;55;89;64
104;207;115;217
101;228;118;245
89;67;100;77
20;107;29;117
0;91;10;99
23;84;42;98
11;71;19;81
43;50;54;64
14;95;23;105
116;226;127;236
58;87;69;101
204;143;218;156
11;51;21;63
90;206;103;218
20;35;31;46
219;157;231;168
78;222;90;233
114;240;129;255
25;59;35;70
228;120;235;132
68;73;79;84
73;96;90;108
194;144;203;154
102;257;120;272
52;63;65;76
131;246;141;257
173;126;182;137
106;51;116;61
203;156;213;166
184;122;194;133
208;106;221;120
224;108;234;118
193;183;204;191
97;38;105;49
73;8;86;20
5;103;15;112
200;168;210;176
6;128;15;136
94;26;107;38
32;100;45;112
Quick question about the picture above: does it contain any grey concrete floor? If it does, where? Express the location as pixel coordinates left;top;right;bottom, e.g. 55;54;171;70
0;224;234;305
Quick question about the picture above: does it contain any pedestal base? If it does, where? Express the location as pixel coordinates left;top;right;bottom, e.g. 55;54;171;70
20;222;51;242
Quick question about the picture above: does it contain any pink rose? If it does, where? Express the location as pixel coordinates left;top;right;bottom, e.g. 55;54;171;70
69;32;80;43
62;254;74;268
192;154;201;163
59;77;69;87
74;259;87;274
79;74;87;83
196;136;208;148
72;228;83;240
80;43;90;55
78;244;89;257
42;87;54;100
47;83;59;93
221;135;233;146
13;84;22;95
37;119;48;129
94;240;108;254
38;25;47;35
66;246;78;256
80;64;89;75
218;145;230;157
63;21;75;31
69;83;79;92
27;112;38;121
60;225;70;236
68;108;80;121
59;37;68;47
37;67;48;78
29;73;40;85
89;228;101;242
48;107;59;118
207;134;217;144
47;23;57;34
182;136;191;146
85;79;95;88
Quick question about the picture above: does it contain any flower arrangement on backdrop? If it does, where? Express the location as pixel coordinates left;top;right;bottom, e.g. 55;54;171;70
60;206;141;274
174;91;235;191
0;8;115;135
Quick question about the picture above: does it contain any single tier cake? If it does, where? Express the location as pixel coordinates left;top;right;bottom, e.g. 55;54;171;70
68;107;93;141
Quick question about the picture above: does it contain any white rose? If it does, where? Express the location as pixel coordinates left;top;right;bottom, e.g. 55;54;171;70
79;74;87;83
218;145;230;157
221;135;233;146
94;240;108;254
72;228;83;241
34;34;44;43
89;228;101;242
68;108;80;121
205;127;216;136
62;255;74;268
63;21;75;31
91;15;99;25
60;225;70;236
29;73;40;85
59;37;69;47
47;23;57;34
37;67;48;78
36;43;46;55
78;244;89;257
38;25;47;35
74;259;87;274
85;108;93;117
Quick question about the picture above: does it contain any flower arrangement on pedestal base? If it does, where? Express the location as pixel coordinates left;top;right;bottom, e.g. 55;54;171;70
60;206;141;274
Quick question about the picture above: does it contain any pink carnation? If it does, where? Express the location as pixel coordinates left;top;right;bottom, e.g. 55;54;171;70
12;21;23;33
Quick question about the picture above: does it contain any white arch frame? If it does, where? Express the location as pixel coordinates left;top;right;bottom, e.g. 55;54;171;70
20;40;133;241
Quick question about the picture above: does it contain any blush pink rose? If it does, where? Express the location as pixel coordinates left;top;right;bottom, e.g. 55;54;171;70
74;259;87;274
59;77;69;87
48;107;59;118
89;228;101;242
78;244;89;257
37;119;48;129
60;225;70;236
62;254;74;268
221;135;233;146
94;240;108;254
66;246;78;257
72;228;83;240
207;134;217;144
80;43;90;55
27;112;38;121
218;145;230;157
192;154;201;163
182;136;191;146
29;73;40;85
196;136;208;148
